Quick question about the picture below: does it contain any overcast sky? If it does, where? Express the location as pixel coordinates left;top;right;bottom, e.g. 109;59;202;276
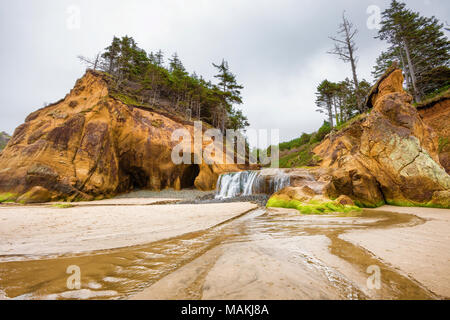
0;0;449;146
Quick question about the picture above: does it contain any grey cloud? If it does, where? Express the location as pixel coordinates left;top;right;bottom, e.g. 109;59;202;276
0;0;448;145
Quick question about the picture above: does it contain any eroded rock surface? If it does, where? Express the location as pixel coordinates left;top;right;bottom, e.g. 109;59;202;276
0;71;244;202
314;68;450;207
418;94;450;174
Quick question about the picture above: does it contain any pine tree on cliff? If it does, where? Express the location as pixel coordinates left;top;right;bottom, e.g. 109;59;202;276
372;48;396;80
328;12;363;112
213;59;244;132
213;59;243;105
321;78;371;125
154;50;165;67
169;53;189;109
315;80;338;128
376;0;450;101
88;36;249;131
102;36;121;74
116;36;140;79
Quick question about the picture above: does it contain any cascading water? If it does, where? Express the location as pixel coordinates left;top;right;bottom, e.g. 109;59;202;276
215;169;290;199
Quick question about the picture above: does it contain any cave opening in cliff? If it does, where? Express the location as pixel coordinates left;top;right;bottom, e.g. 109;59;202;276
125;166;149;190
180;164;200;189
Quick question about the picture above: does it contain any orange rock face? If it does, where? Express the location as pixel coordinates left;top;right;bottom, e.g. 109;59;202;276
418;96;450;174
314;68;450;207
0;71;245;202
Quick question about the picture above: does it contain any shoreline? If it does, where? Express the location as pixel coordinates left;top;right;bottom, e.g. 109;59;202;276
0;200;448;300
0;200;258;259
131;205;450;300
342;205;450;298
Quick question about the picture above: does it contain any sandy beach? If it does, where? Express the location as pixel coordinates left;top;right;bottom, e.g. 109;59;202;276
132;205;450;300
0;200;257;258
0;199;449;300
342;205;450;298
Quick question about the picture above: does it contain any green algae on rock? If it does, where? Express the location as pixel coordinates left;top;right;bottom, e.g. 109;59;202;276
266;186;361;215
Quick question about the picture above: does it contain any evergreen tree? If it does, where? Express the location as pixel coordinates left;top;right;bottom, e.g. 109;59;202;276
168;53;188;109
376;0;450;101
371;48;397;80
212;59;244;132
315;80;338;128
169;53;186;74
417;66;450;97
213;59;244;105
102;36;121;74
82;36;249;132
154;50;164;67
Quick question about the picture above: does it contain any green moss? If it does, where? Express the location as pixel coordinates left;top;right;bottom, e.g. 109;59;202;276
0;192;18;203
151;119;164;128
353;199;385;208
112;93;144;107
266;197;362;215
438;137;449;153
387;198;449;209
52;203;75;209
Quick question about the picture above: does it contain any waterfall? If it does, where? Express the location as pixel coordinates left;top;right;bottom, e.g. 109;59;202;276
215;169;290;199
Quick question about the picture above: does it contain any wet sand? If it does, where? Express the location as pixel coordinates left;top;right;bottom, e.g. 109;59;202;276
0;201;257;257
342;205;450;298
133;206;450;300
0;201;448;300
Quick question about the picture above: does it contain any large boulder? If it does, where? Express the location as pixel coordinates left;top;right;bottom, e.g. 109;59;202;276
266;185;361;215
314;68;450;208
0;70;245;202
16;186;52;204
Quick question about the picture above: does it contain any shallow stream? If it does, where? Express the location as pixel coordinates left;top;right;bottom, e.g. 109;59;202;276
0;206;436;300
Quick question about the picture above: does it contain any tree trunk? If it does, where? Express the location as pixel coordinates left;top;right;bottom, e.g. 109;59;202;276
327;99;334;128
343;18;361;112
398;47;412;93
334;102;339;126
402;38;420;102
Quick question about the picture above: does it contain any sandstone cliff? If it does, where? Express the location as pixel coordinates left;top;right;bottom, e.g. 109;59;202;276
0;70;244;203
313;68;450;208
417;90;450;174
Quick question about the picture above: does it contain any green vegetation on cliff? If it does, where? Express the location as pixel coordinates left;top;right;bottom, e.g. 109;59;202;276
373;0;450;102
0;131;10;151
79;36;249;132
276;121;331;168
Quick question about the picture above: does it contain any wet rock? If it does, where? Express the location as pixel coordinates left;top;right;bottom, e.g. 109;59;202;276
266;186;361;214
0;70;246;202
314;68;450;208
16;186;53;204
269;186;327;204
335;195;355;206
